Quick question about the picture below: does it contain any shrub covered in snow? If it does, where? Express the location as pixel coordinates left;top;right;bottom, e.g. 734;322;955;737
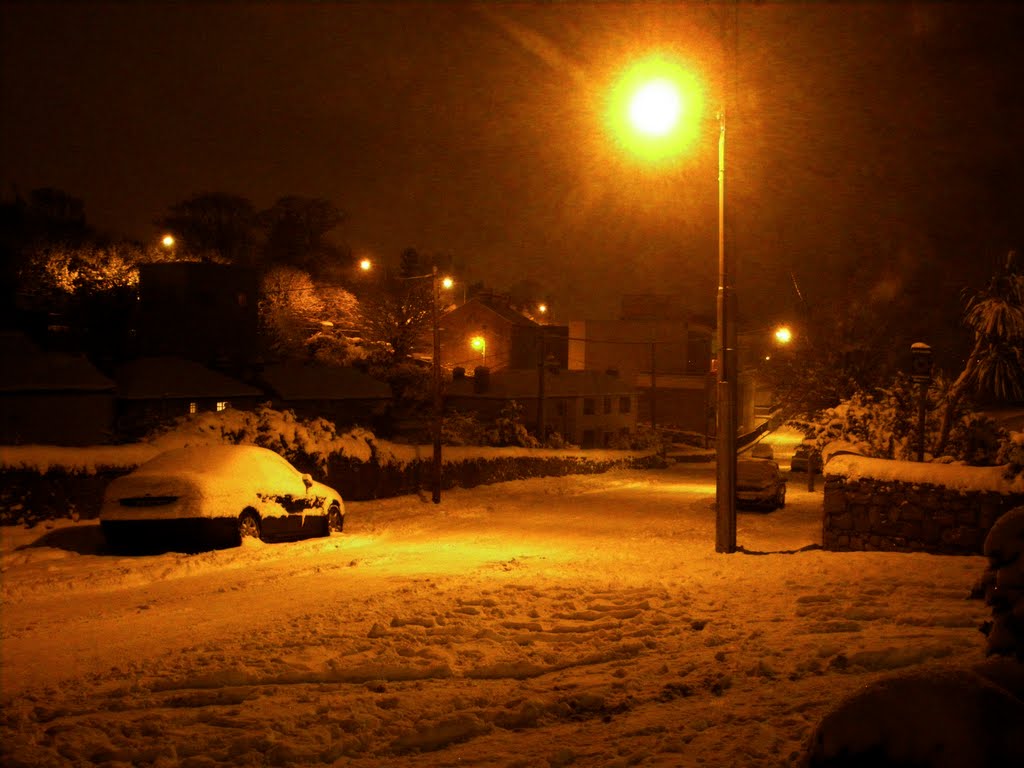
485;401;539;448
147;403;377;470
791;373;1010;467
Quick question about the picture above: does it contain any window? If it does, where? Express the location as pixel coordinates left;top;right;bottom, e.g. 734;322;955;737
188;401;198;415
582;429;596;447
619;396;631;413
216;401;230;412
603;432;613;447
556;401;568;417
583;398;595;415
603;396;612;414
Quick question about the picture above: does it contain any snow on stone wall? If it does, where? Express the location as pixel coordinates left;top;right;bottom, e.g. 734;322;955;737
823;454;1024;555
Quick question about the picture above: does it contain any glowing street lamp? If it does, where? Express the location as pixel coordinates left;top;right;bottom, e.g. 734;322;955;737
470;335;486;365
359;257;372;272
774;326;793;345
613;53;737;553
161;234;175;248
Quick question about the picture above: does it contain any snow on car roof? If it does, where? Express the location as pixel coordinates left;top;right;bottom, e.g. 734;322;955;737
112;444;305;499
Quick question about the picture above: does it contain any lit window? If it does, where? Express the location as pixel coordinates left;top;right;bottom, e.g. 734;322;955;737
188;401;198;414
216;401;230;412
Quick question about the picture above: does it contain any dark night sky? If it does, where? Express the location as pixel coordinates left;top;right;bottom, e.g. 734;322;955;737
2;2;1023;331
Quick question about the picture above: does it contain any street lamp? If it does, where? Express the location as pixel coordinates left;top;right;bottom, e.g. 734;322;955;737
161;234;175;249
470;335;486;366
617;54;737;553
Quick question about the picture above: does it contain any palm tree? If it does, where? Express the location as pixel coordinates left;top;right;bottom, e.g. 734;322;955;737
934;251;1024;456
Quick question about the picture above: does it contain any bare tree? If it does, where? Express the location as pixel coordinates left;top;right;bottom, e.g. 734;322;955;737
157;193;257;265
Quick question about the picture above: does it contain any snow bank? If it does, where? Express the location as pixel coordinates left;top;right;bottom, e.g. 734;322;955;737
825;454;1024;494
0;443;160;474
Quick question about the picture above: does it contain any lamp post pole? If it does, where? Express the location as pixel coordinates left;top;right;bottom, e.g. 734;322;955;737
715;108;737;554
431;266;442;504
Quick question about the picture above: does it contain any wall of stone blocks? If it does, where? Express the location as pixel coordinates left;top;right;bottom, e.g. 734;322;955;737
822;474;1024;555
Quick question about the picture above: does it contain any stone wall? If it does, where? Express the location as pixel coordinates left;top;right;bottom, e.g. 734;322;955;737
822;456;1024;555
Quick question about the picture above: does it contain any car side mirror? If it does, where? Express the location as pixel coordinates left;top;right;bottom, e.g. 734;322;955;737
301;474;313;490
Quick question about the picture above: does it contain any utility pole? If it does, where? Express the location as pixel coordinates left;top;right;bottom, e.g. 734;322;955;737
536;327;547;441
715;2;738;555
431;266;442;503
649;336;657;431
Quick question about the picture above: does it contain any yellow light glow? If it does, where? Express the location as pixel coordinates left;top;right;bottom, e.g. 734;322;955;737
538;303;547;314
470;336;485;351
161;234;175;247
629;79;682;137
442;276;454;290
359;258;372;271
607;54;704;164
774;326;793;344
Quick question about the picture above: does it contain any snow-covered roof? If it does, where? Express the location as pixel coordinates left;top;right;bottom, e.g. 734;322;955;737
259;363;391;401
113;357;263;400
0;333;114;393
443;297;539;328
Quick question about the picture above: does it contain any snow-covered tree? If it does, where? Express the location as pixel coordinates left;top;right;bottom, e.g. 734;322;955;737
935;251;1024;455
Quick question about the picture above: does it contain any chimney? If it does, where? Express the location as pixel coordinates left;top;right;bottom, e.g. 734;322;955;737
473;366;490;393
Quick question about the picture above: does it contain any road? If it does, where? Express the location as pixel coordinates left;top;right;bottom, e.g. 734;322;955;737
1;459;988;768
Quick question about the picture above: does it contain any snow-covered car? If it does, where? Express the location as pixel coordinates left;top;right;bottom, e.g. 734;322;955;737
790;442;822;474
750;443;774;460
101;444;345;552
736;457;786;511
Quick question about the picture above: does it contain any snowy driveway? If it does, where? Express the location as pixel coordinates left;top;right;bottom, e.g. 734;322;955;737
1;462;989;767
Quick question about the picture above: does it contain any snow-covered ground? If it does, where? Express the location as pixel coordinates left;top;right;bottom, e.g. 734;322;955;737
0;454;1006;767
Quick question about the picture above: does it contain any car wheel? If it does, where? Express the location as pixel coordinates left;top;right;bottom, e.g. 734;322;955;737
327;504;344;535
238;509;262;541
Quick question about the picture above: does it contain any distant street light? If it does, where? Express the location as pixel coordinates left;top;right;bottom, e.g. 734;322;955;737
614;50;737;553
161;234;175;248
774;326;793;345
470;335;486;366
359;257;372;272
537;303;548;316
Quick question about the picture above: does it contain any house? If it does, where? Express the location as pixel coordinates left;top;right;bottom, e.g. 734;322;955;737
112;356;264;439
0;331;115;445
446;367;637;448
438;293;568;373
257;363;392;430
136;262;260;366
568;295;716;434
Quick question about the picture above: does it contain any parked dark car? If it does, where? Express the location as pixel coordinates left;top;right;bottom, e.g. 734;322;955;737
101;444;345;552
736;457;787;511
790;442;822;474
